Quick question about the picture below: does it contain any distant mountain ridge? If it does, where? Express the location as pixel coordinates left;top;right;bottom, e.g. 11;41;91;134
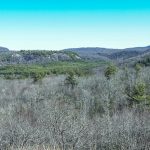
63;45;150;61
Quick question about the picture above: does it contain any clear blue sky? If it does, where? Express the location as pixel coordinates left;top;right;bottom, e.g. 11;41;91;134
0;0;150;50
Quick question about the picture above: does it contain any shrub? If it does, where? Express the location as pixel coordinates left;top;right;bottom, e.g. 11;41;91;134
32;72;46;83
125;81;147;103
135;63;142;78
65;72;78;89
135;63;142;73
104;64;117;79
133;82;146;97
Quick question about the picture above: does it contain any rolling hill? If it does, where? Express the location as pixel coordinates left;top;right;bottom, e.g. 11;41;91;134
0;45;150;65
63;45;150;61
0;46;9;52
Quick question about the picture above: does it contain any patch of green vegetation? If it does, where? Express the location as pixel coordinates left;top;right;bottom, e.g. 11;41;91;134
0;61;106;80
126;81;150;105
138;56;150;66
64;72;78;89
104;64;117;80
0;52;13;62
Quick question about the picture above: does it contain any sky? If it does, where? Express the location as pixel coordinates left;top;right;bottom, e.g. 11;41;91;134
0;0;150;50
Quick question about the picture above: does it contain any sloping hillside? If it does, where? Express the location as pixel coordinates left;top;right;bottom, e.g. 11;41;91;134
63;45;150;61
0;50;81;65
0;46;9;52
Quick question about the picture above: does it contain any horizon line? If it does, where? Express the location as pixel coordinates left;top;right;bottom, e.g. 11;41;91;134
3;44;150;51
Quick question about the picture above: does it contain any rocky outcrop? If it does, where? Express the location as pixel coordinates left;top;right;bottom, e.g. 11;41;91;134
51;53;71;61
0;50;81;65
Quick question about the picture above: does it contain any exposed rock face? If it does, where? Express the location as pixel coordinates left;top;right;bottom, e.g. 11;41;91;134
51;53;71;61
0;47;9;52
10;53;74;64
0;50;81;65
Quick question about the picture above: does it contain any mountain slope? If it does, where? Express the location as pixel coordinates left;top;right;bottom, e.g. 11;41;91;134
0;46;9;52
0;50;81;65
63;45;150;61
